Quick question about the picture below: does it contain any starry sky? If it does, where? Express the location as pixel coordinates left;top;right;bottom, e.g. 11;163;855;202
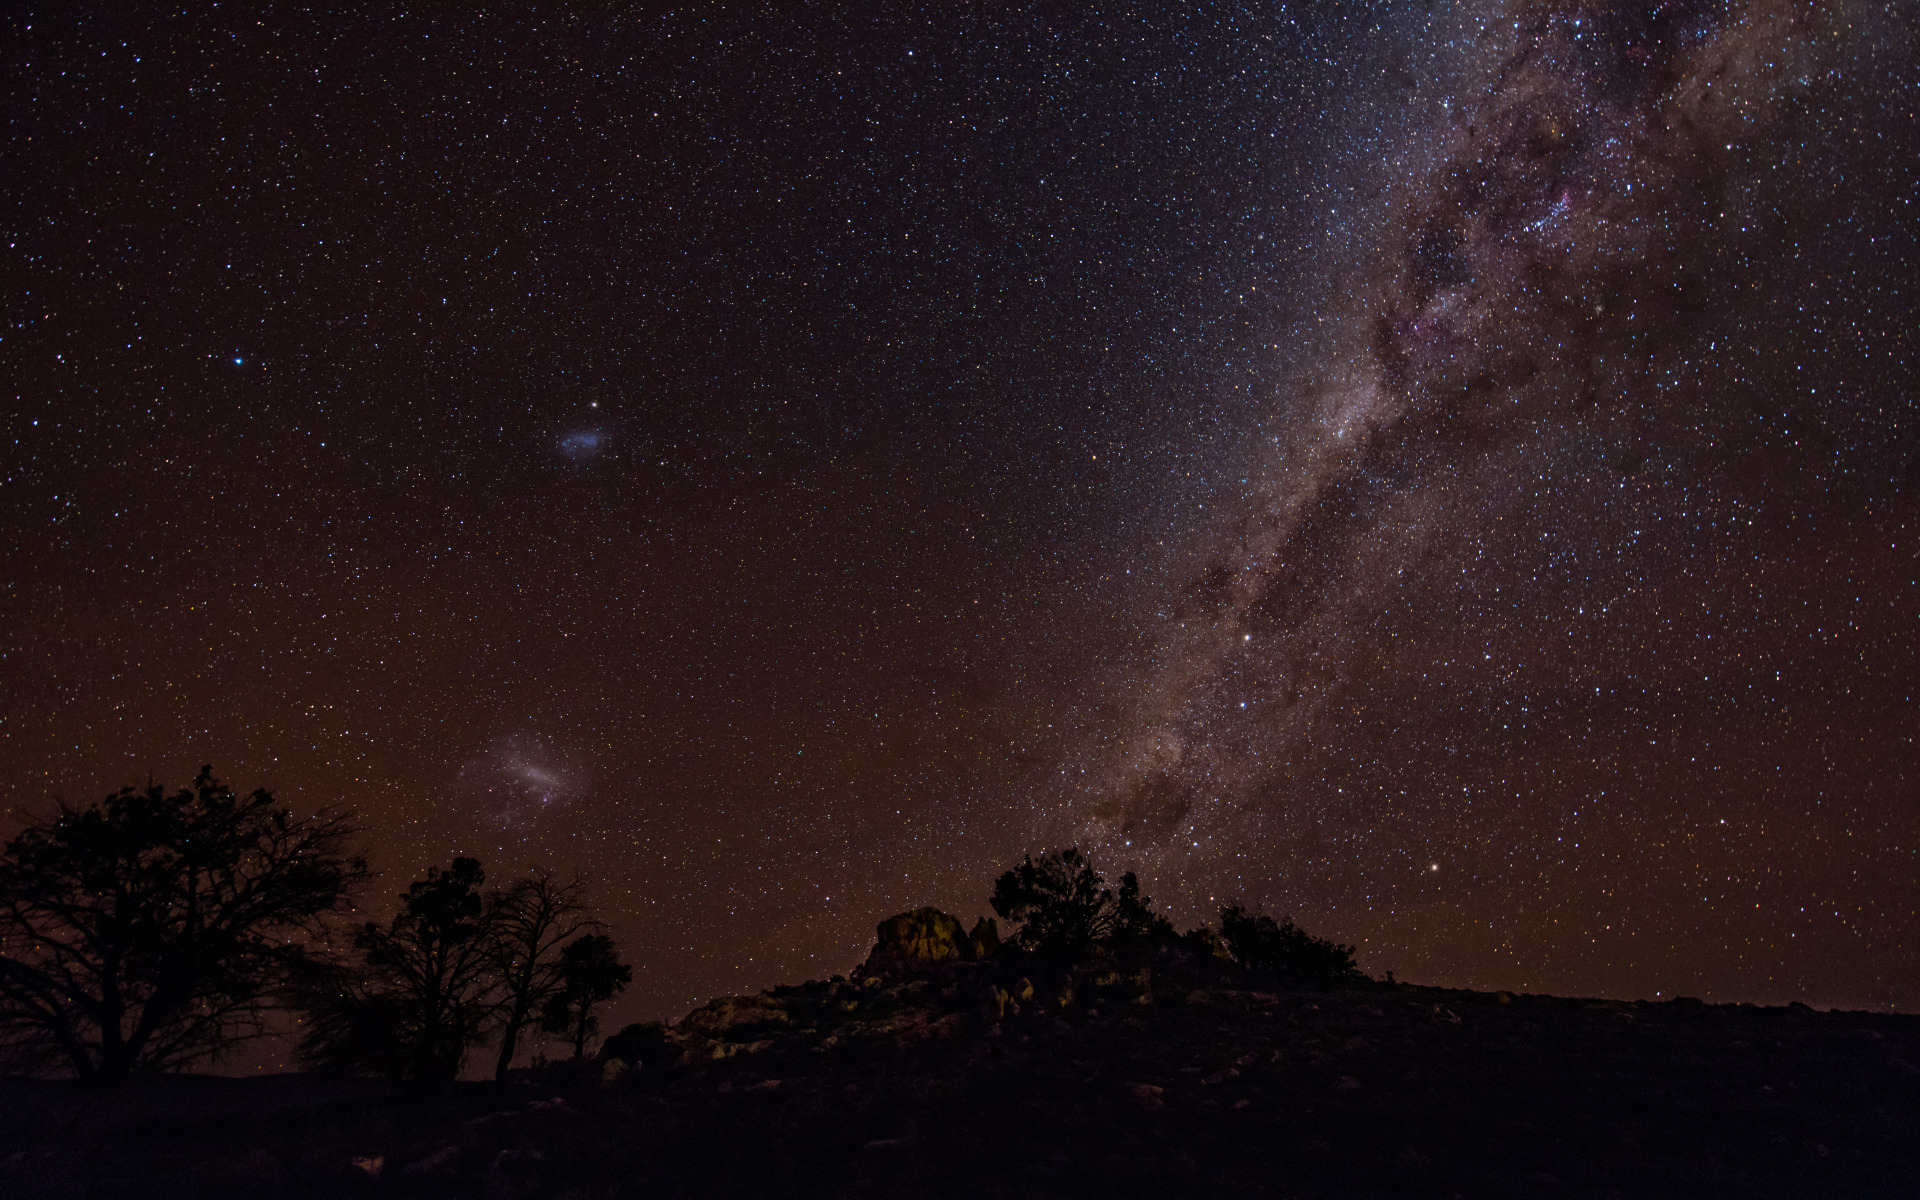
3;0;1916;1041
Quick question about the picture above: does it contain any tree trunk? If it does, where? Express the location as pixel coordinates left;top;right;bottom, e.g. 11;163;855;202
494;1004;527;1081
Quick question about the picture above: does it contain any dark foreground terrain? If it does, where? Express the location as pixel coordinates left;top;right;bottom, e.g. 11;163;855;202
4;958;1917;1199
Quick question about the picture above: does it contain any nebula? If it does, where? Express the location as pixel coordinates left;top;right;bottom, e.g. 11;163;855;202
1066;0;1904;869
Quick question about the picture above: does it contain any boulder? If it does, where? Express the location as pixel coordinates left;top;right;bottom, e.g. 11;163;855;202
403;1146;461;1179
866;907;968;967
206;1148;283;1187
526;1097;584;1121
675;995;792;1039
985;986;1012;1021
666;996;791;1066
483;1148;542;1198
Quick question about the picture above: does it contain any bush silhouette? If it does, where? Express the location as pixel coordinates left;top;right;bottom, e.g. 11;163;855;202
1114;870;1177;945
1218;905;1360;985
599;1020;675;1072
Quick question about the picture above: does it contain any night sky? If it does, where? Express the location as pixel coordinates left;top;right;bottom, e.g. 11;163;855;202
4;0;1916;1047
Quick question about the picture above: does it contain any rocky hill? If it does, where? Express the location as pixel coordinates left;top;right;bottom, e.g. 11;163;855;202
3;908;1916;1198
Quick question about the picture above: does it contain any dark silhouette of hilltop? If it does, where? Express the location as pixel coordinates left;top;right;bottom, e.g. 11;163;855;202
2;901;1917;1198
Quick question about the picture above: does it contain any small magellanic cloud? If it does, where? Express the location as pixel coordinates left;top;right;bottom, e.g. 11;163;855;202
559;430;605;459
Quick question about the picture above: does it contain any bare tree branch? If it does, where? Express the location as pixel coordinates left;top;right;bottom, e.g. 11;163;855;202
488;870;599;1081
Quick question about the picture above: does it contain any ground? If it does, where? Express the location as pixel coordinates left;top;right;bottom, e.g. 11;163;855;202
3;957;1917;1198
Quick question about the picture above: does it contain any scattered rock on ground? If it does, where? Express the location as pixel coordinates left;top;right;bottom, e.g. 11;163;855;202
402;1145;461;1178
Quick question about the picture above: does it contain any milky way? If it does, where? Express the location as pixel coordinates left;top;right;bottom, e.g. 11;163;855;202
1063;0;1917;1004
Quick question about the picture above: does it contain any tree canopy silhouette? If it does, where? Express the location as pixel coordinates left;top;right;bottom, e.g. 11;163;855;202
297;857;499;1083
0;768;367;1080
540;932;631;1060
990;849;1172;954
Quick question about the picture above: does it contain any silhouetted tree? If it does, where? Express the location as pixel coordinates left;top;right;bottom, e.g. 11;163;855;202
1114;871;1177;945
489;870;599;1081
539;933;630;1060
298;857;499;1082
1218;905;1361;985
991;849;1177;955
0;768;367;1080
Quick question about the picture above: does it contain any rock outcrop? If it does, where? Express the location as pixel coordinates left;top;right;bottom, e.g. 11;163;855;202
863;907;1005;972
967;916;1001;959
870;907;967;965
